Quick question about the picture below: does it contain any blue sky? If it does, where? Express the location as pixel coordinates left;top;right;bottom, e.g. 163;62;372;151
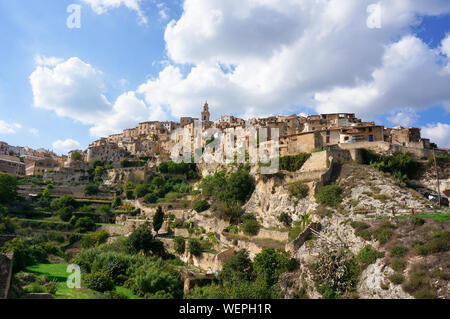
0;0;450;154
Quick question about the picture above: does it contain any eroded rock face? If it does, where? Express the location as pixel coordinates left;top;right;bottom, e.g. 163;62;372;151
339;163;431;216
244;176;318;228
357;260;413;299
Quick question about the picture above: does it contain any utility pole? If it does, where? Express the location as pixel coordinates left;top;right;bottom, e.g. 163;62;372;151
433;148;441;208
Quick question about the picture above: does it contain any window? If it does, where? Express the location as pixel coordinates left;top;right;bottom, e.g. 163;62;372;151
326;136;330;143
369;127;373;132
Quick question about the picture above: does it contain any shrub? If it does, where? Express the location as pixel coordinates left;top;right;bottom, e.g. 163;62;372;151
1;238;47;272
356;245;383;269
389;273;405;285
312;248;360;299
279;153;311;172
50;195;77;210
253;248;297;286
127;259;183;298
75;217;97;233
134;184;149;199
350;221;372;241
85;183;99;196
193;200;210;213
391;246;408;257
143;193;157;204
188;238;202;256
111;196;121;209
58;206;75;222
391;258;406;272
240;215;260;236
372;222;395;244
288;182;309;200
128;222;153;253
278;213;292;227
174;237;186;254
84;271;114;292
411;216;425;226
0;174;18;203
361;150;421;181
315;185;342;207
413;289;436;299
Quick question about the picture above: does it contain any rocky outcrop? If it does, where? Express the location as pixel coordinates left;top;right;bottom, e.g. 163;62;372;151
357;260;413;299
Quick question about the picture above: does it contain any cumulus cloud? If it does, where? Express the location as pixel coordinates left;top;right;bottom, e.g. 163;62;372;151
30;57;111;124
388;108;419;127
421;123;450;148
29;57;167;137
52;139;82;154
31;1;450;138
81;0;147;24
138;0;450;120
0;121;21;134
34;55;64;67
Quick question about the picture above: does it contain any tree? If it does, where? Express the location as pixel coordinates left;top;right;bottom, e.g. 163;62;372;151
143;193;157;204
241;214;260;236
174;237;186;254
219;249;253;286
111;196;121;209
192;200;210;213
0;174;18;203
315;185;342;207
58;206;74;222
84;271;114;292
253;248;297;286
128;222;160;255
188;238;202;256
153;206;164;234
75;217;96;233
71;151;83;162
85;183;99;196
134;184;149;198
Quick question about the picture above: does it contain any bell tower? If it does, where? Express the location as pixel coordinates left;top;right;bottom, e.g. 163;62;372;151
201;101;210;122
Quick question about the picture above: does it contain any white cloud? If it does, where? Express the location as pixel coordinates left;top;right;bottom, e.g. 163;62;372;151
52;139;82;154
421;123;450;148
134;0;450;120
30;1;450;138
34;55;64;67
29;128;39;136
30;57;168;137
81;0;148;24
388;108;419;127
30;57;111;124
0;121;21;134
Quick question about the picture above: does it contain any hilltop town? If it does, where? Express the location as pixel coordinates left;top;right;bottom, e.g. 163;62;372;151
0;103;449;300
1;102;446;180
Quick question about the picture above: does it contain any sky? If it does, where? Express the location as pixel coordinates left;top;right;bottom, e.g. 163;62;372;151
0;0;450;155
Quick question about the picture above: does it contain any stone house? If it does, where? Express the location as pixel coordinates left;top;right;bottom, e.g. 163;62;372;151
0;155;25;176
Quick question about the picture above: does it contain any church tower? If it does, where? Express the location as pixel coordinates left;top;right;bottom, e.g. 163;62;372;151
201;101;210;122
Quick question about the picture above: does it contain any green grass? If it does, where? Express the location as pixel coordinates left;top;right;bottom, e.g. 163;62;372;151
397;212;450;222
25;264;139;299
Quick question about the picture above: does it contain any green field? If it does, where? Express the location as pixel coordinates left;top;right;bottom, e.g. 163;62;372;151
25;264;139;299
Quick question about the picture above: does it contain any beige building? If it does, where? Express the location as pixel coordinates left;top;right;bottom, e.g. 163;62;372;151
25;157;60;176
0;155;25;176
